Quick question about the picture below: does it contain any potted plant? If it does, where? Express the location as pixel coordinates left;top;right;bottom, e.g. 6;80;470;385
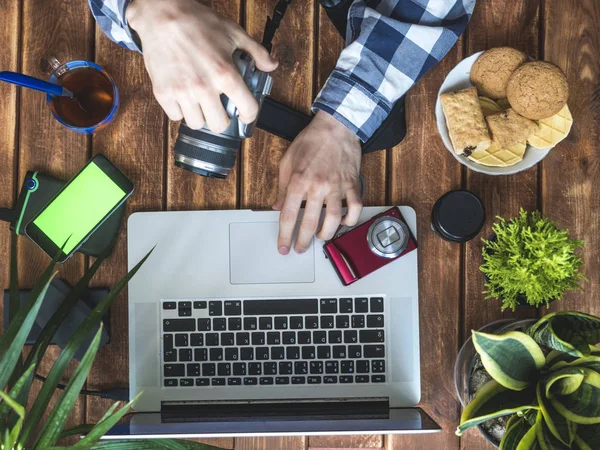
455;311;600;449
481;209;586;311
0;235;223;449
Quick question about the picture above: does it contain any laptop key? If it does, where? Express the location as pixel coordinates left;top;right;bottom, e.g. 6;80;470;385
190;333;203;347
356;375;369;383
324;376;338;384
313;331;327;344
372;360;385;373
179;349;192;362
164;364;185;377
274;317;288;330
196;378;210;386
228;377;242;386
298;331;311;344
355;298;369;313
179;301;191;309
302;346;316;359
329;330;342;344
164;334;174;350
163;319;195;332
244;299;318;315
325;361;339;374
240;347;254;361
267;332;281;345
341;360;354;374
317;346;331;359
364;345;385;358
202;363;216;376
348;345;362;358
333;346;347;359
320;316;334;329
360;330;384;343
260;377;274;385
175;334;188;347
218;363;231;376
367;315;384;328
308;376;322;384
164;379;178;387
340;298;353;313
336;315;350;329
225;348;239;361
224;301;241;316
290;316;303;329
206;333;219;346
236;332;250;346
209;348;223;361
187;363;200;377
344;330;358;343
208;301;222;316
310;361;323;374
163;301;176;310
180;378;193;387
286;346;300;360
259;317;273;330
263;362;277;375
233;363;246;376
356;360;370;374
292;376;306;384
197;318;211;331
351;315;365;328
228;317;242;331
340;375;353;383
164;349;176;362
294;361;308;375
243;317;257;330
279;362;293;375
194;348;208;361
213;318;226;331
271;347;285;360
212;378;226;386
282;332;296;344
256;347;270;360
249;362;262;375
305;316;319;329
221;333;234;346
178;308;192;317
372;375;386;383
251;332;265;346
244;377;258;385
320;298;337;314
276;377;290;385
193;301;207;309
370;297;384;312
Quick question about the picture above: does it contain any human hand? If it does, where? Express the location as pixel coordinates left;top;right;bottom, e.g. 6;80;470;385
273;111;363;255
126;0;278;132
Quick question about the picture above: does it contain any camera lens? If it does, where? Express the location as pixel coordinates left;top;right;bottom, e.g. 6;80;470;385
174;122;241;179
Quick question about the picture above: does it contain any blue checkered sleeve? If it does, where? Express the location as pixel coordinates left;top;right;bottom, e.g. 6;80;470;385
313;0;475;142
88;0;140;52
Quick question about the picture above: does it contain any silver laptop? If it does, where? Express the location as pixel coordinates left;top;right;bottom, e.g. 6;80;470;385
105;207;440;438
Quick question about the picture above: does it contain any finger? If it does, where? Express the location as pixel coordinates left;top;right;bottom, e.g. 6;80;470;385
223;71;260;124
179;99;205;130
235;31;279;72
199;91;230;133
273;159;292;211
317;196;343;241
153;91;184;121
295;195;325;253
342;185;363;226
277;186;305;255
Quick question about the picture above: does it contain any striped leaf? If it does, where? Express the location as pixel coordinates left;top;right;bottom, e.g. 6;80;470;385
517;420;542;450
551;356;600;375
573;423;600;450
529;312;600;357
535;409;570;450
546;350;577;367
537;381;576;445
550;369;600;425
545;368;585;398
473;331;545;390
501;415;533;450
457;380;537;436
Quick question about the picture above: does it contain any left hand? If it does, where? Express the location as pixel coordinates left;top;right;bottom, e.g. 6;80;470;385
273;111;363;255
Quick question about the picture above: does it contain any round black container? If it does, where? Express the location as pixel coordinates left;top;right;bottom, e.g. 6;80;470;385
431;190;485;242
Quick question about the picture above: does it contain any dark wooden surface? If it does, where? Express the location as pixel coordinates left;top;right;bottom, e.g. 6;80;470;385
0;1;598;449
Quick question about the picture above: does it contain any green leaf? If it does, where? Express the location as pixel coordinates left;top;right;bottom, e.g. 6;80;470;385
473;330;545;390
0;389;25;420
545;367;585;398
501;415;533;450
529;312;600;357
551;356;600;374
0;363;35;421
573;423;600;450
517;419;542;450
546;350;577;367
456;380;537;436
57;424;95;441
537;381;576;445
34;326;104;448
535;409;570;450
90;440;225;450
550;368;600;425
18;249;153;447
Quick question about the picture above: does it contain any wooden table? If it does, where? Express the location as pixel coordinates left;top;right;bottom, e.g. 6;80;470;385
0;0;598;448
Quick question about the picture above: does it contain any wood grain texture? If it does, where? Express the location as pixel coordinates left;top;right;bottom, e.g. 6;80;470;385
310;434;383;448
386;43;464;450
235;436;305;450
542;0;600;317
18;0;93;441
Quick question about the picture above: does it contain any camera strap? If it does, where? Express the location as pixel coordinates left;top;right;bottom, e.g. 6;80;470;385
261;0;293;53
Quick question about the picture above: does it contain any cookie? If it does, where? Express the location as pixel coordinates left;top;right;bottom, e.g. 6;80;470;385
470;47;527;99
486;108;538;149
507;61;569;120
527;104;573;148
440;87;492;156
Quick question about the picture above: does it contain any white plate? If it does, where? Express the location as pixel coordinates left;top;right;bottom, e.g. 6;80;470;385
435;51;552;176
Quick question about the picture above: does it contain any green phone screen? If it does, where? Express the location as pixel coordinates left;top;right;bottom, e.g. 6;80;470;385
33;161;126;254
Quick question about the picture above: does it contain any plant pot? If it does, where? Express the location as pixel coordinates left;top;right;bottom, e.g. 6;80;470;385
454;318;537;447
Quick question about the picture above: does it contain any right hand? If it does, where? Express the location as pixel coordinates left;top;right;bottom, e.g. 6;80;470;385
126;0;278;132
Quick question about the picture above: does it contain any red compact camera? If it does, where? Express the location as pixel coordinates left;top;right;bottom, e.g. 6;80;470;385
323;207;417;286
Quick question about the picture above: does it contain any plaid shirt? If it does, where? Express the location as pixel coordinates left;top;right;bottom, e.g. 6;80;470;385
89;0;474;142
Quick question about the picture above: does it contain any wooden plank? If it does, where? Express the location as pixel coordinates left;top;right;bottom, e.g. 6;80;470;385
310;434;383;449
542;0;599;317
0;0;20;327
461;2;541;448
19;0;93;441
235;436;305;450
385;42;464;450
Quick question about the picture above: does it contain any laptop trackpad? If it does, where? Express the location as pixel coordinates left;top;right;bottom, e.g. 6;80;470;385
229;222;315;285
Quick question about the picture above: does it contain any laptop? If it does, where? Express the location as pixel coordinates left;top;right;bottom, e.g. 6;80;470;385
104;207;440;438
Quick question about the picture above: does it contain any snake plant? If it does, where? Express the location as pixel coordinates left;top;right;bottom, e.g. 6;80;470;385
0;234;222;450
456;311;600;449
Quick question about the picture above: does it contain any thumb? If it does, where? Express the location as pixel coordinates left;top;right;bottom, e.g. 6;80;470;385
236;32;279;72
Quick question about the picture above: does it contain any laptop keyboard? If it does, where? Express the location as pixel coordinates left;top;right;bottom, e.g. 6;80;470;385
161;297;386;388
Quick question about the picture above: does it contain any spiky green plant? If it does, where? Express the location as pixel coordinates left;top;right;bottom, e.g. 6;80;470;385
0;234;223;450
456;311;600;449
481;210;586;311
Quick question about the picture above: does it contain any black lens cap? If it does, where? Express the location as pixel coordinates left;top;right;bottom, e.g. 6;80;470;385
431;190;485;243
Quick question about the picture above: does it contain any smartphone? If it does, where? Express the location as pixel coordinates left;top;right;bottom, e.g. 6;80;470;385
25;154;133;262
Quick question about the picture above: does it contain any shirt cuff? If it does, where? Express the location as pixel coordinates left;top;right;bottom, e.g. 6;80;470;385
311;70;392;143
89;0;141;52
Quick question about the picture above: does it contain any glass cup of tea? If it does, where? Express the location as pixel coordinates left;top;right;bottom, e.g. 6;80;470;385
45;56;119;134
